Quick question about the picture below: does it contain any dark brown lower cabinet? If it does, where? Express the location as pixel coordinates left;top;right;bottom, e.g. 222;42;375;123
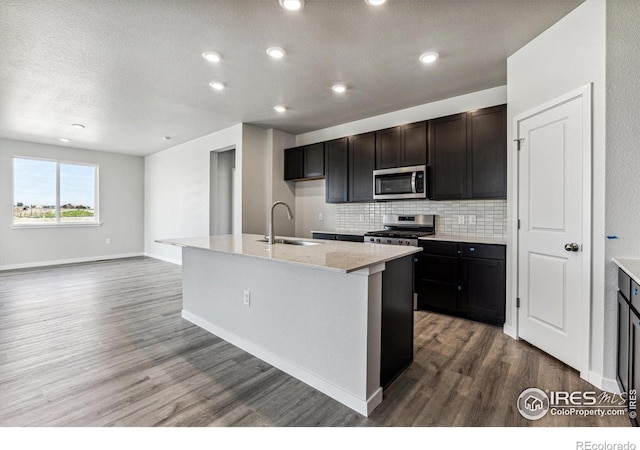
616;267;638;427
417;240;506;326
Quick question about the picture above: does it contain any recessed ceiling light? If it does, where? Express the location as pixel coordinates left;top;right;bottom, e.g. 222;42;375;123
279;0;304;11
71;123;85;129
266;47;286;59
59;138;71;143
163;136;172;141
332;84;347;94
419;52;440;64
364;0;386;6
209;81;225;90
202;52;221;63
274;105;287;113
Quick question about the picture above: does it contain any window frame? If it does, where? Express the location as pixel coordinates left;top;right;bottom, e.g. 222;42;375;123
11;156;100;228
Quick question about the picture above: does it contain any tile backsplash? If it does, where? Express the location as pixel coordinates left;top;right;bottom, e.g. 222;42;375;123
335;199;507;239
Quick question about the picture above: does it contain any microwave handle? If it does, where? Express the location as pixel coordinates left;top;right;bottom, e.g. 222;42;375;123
411;172;417;193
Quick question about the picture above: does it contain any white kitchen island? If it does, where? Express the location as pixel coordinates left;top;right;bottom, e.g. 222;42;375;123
157;234;421;416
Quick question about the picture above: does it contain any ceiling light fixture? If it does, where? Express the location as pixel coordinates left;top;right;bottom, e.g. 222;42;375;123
209;81;225;90
202;52;222;63
58;138;71;143
364;0;387;6
266;47;286;59
163;136;172;141
279;0;304;11
274;105;287;113
419;52;440;64
71;123;85;129
332;84;347;94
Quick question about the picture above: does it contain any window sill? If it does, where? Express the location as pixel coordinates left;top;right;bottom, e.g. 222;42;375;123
10;223;103;230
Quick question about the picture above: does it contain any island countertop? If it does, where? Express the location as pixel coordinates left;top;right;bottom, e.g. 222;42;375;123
157;234;421;273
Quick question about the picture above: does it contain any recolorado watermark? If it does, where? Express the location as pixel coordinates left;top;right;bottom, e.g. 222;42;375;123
516;387;635;421
575;442;636;450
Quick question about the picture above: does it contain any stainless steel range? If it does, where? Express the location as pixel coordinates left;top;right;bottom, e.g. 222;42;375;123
365;214;435;246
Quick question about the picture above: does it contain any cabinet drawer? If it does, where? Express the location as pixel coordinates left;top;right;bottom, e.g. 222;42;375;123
420;240;459;257
632;280;640;313
418;254;458;284
460;243;505;260
619;269;631;301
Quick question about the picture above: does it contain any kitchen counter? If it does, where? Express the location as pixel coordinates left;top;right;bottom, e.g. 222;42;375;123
613;258;640;285
157;233;420;273
157;233;418;416
420;234;507;245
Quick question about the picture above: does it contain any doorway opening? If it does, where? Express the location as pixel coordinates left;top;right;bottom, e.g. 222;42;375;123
210;148;236;235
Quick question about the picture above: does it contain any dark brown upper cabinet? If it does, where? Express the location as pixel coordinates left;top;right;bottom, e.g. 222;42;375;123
349;132;376;202
467;105;507;198
428;104;506;200
284;143;325;181
375;121;427;170
429;113;468;200
325;137;349;203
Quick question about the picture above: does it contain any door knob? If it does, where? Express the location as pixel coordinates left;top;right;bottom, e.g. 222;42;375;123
564;243;580;252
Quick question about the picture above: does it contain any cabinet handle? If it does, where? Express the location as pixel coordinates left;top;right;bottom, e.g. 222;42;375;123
634;288;638;296
458;286;462;291
470;247;475;252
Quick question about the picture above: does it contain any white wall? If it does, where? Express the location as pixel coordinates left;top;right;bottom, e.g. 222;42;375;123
267;129;296;237
210;149;235;235
293;86;507;237
0;138;144;269
506;0;608;386
145;124;243;264
605;0;640;382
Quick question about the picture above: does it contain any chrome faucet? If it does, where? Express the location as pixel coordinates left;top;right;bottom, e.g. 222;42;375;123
268;201;294;244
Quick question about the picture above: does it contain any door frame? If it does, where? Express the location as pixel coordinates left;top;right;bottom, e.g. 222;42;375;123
510;83;592;380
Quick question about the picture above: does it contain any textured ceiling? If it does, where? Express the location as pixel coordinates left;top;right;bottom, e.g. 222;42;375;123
0;0;582;156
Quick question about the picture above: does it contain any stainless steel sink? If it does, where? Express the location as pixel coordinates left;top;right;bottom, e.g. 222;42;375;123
256;238;323;246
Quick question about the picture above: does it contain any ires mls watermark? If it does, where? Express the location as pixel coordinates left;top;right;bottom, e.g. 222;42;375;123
516;387;635;420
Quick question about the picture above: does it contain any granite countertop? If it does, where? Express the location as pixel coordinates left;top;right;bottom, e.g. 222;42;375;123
613;258;640;285
419;234;507;245
156;234;421;274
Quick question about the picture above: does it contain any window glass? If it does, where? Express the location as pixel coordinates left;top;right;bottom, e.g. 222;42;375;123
13;158;57;224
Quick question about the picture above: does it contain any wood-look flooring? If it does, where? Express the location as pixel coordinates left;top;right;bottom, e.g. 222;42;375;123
0;257;630;427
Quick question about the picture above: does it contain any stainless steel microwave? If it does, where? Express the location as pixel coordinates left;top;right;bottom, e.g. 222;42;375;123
373;165;427;200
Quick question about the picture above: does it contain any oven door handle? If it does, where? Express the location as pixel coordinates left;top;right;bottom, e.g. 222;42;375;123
411;171;417;193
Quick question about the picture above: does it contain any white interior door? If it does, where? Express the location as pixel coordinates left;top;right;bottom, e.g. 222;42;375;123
516;88;591;374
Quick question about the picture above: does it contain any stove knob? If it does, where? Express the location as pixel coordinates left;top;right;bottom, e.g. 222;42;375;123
386;239;392;244
376;238;381;243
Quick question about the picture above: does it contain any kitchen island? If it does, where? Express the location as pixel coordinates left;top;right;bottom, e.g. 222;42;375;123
157;234;421;416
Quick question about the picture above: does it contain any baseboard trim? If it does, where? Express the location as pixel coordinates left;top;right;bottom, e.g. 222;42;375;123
503;324;518;340
182;309;380;417
0;253;144;271
588;371;621;394
144;252;182;266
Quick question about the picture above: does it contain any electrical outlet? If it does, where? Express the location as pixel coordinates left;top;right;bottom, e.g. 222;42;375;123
359;214;364;222
318;213;324;221
468;215;476;225
106;238;111;244
457;215;465;225
243;290;250;306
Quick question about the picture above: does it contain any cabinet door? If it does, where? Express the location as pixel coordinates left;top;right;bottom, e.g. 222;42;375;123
617;293;630;393
375;127;402;169
416;254;458;313
631;308;639;426
325;138;349;203
349;132;376;202
284;146;304;180
460;257;506;325
402;121;427;167
467;105;507;198
304;143;325;178
428;113;467;200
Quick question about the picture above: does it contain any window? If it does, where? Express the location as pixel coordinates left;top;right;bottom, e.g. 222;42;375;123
12;157;99;226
